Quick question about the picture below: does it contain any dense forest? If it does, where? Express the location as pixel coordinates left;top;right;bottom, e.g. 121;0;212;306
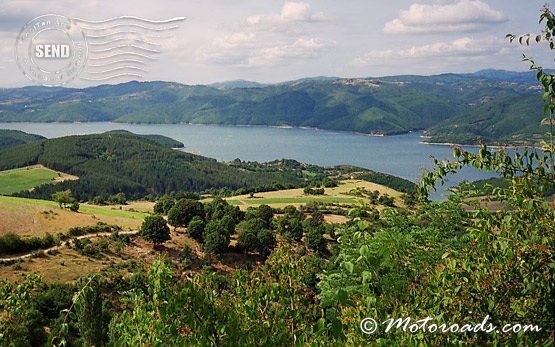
0;132;302;200
0;129;45;150
0;131;415;201
0;71;545;144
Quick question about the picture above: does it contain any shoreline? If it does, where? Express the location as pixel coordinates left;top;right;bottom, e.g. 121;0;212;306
420;141;532;150
0;120;538;147
0;120;397;138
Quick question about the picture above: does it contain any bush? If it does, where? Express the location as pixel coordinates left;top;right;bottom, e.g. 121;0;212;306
67;223;120;237
0;232;58;255
303;187;325;195
69;201;80;212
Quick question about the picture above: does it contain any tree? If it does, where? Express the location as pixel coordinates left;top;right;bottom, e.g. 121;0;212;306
236;228;258;253
52;190;74;208
236;218;265;252
276;217;304;241
69;201;80;212
256;229;276;256
202;219;231;256
140;215;170;247
74;276;106;347
109;192;127;205
304;226;326;254
167;199;204;231
187;216;205;243
153;195;175;215
245;205;273;229
256;205;274;229
203;229;229;257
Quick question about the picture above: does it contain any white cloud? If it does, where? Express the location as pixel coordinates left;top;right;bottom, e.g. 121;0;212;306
247;38;335;67
195;2;332;68
384;0;507;34
247;2;325;27
352;36;506;66
196;36;335;68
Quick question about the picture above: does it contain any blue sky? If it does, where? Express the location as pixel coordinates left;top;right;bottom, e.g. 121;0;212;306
0;0;552;87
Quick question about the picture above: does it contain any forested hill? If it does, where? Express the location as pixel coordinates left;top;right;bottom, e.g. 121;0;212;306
0;132;305;200
0;70;544;143
0;129;46;150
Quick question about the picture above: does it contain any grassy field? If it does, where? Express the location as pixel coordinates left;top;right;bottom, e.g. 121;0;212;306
224;179;404;210
0;195;150;237
0;165;78;195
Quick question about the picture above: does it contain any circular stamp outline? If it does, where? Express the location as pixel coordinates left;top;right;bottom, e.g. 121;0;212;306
15;14;88;86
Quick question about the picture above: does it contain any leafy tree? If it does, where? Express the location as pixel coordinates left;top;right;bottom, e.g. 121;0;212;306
303;187;325;195
52;189;74;208
283;205;304;220
203;229;229;257
202;220;231;256
108;192;127;205
304;210;324;228
139;215;170;247
167;199;204;231
276;217;304;241
236;228;258;253
74;276;106;347
153;195;175;215
187;216;205;243
236;218;265;252
255;205;273;229
256;229;276;256
219;215;237;236
245;205;273;229
304;226;326;254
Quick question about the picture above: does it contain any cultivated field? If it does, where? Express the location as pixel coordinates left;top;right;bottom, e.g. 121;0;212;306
224;179;404;210
0;165;78;195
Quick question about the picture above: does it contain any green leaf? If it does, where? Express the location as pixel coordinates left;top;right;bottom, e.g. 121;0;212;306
343;261;354;274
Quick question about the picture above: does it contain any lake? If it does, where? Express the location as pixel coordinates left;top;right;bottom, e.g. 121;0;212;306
0;122;496;199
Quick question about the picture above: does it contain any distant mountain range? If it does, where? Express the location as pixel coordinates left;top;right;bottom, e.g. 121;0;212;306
0;70;547;145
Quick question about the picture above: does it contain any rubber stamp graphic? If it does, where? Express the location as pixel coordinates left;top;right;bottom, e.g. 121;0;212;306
15;14;185;86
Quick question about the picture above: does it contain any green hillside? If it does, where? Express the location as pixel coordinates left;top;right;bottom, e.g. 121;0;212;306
0;129;46;150
424;93;546;145
0;71;544;142
0;131;414;201
0;132;303;200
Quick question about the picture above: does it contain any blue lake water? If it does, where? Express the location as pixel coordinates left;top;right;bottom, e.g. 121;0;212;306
0;122;496;199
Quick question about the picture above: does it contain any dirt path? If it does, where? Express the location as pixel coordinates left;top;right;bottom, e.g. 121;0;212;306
0;230;139;262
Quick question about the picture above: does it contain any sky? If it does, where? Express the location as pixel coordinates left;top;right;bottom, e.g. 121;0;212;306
0;0;553;87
